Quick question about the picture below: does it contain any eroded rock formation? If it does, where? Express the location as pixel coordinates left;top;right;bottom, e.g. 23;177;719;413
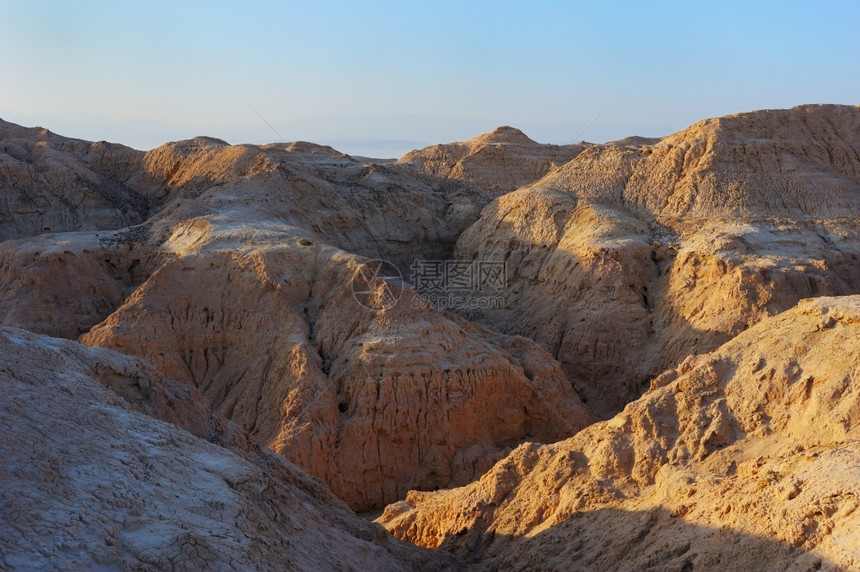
398;125;586;193
79;223;592;510
2;104;859;569
379;296;860;570
451;104;860;417
0;119;161;240
0;327;455;570
1;120;595;511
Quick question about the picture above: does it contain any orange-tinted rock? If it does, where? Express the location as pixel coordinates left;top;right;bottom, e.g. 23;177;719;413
379;296;860;570
81;228;592;510
3;105;860;568
451;105;860;417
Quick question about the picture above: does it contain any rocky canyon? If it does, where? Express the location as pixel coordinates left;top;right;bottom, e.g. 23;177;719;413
1;104;859;570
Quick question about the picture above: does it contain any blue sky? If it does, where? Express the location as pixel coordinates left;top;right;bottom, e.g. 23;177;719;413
1;1;858;156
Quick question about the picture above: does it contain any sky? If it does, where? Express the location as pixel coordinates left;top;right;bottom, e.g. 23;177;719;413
1;1;858;157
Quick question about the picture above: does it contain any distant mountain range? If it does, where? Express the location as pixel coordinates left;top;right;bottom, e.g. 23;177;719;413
3;110;662;157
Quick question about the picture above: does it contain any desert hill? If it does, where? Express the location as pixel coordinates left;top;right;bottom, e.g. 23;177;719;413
451;104;860;416
0;117;594;512
1;104;859;568
379;296;860;570
0;327;455;570
0;120;154;240
398;125;586;193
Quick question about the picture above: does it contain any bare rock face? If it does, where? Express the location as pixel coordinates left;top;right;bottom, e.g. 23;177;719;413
540;104;860;220
451;104;860;417
398;125;586;193
0;119;594;513
80;219;592;511
0;229;154;338
0;119;157;240
137;135;494;272
650;219;860;377
0;326;247;450
3;105;860;568
379;296;860;571
311;287;592;510
0;327;455;571
453;191;659;416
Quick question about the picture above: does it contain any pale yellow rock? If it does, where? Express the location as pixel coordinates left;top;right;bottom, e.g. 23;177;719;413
378;296;860;570
452;104;860;417
2;105;860;568
542;104;860;220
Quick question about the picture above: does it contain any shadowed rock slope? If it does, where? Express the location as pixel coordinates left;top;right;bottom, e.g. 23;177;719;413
0;327;456;571
1;105;859;568
0;119;166;240
398;125;586;193
0;118;594;512
379;295;860;570
451;104;860;417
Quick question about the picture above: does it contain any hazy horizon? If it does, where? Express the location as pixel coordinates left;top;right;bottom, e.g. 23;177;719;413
1;108;673;157
2;1;858;157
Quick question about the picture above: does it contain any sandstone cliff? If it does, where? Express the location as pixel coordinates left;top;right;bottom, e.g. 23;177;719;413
379;295;860;570
78;218;592;511
451;104;860;417
2;105;859;568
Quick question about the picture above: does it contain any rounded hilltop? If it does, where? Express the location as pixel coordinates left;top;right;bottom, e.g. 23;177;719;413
0;104;859;570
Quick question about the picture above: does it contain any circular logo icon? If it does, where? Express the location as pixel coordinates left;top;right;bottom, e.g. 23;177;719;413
350;259;404;311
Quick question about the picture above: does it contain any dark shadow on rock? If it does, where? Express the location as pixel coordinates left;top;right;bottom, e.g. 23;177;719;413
440;506;837;571
443;189;860;419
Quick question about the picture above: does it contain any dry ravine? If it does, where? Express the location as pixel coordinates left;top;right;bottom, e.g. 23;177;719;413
1;104;859;570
